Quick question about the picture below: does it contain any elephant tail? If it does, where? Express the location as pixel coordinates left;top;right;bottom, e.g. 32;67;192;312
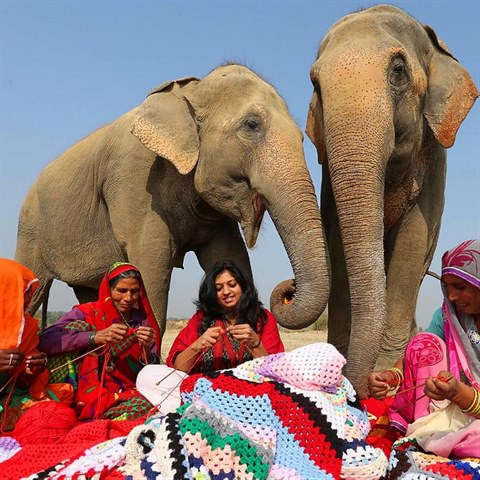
28;277;53;330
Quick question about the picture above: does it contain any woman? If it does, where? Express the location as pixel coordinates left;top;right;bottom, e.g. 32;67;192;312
136;261;284;414
367;239;480;457
167;260;284;373
0;258;66;431
39;262;161;421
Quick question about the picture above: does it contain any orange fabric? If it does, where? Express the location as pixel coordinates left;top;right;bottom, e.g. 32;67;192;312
0;258;39;352
0;258;47;398
0;259;69;403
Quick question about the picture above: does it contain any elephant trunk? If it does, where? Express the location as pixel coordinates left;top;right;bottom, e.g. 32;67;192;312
322;72;395;397
330;156;388;396
261;164;330;330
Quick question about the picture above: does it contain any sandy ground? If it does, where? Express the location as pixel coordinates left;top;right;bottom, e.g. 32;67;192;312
160;321;327;360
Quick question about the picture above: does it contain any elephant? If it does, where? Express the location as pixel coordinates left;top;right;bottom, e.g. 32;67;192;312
305;5;478;397
15;64;330;349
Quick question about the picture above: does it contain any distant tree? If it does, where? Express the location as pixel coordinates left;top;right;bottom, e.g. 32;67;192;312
34;311;65;328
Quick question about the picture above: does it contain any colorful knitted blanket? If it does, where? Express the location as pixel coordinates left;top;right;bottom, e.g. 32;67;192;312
387;437;480;479
3;343;390;479
124;342;388;479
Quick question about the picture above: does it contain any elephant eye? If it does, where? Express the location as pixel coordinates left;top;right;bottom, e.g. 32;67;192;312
238;115;264;142
389;56;409;88
241;117;261;132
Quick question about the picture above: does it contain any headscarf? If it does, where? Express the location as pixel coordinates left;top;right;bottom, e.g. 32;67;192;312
0;258;40;353
74;262;161;419
76;262;161;346
441;240;480;389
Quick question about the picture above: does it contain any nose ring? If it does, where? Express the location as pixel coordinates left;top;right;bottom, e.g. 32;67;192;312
8;353;13;366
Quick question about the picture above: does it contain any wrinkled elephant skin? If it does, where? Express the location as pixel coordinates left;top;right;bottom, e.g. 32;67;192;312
306;5;478;397
16;65;330;349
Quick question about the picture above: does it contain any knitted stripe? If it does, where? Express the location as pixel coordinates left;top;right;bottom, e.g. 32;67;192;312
182;404;274;462
179;415;269;479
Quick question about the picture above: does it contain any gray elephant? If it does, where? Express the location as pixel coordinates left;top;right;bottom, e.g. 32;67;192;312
16;64;330;345
305;5;478;397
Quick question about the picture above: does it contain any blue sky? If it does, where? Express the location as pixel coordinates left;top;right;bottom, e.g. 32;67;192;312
1;1;479;327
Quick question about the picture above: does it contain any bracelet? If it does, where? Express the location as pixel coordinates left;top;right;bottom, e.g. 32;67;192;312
385;367;404;387
250;337;261;349
139;352;158;366
88;331;96;345
462;388;480;417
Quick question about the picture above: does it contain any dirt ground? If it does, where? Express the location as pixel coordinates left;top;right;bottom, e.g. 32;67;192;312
160;320;327;359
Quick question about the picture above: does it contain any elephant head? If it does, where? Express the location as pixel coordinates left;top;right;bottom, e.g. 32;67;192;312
306;6;478;396
131;64;330;330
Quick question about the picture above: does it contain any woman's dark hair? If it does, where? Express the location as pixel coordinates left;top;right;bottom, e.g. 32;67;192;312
195;260;267;334
108;269;141;289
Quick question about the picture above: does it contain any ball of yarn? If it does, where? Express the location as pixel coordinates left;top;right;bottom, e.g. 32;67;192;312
13;401;78;445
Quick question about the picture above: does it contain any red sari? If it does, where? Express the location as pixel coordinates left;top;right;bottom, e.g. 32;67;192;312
166;309;284;374
72;263;161;420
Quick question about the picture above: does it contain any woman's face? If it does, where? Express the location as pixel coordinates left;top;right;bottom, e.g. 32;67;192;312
110;278;141;315
443;274;480;316
215;270;243;312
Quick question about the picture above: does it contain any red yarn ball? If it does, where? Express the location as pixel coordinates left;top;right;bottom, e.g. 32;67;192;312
13;401;78;445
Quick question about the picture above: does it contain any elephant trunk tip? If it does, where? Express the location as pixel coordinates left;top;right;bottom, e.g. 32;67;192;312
270;278;328;330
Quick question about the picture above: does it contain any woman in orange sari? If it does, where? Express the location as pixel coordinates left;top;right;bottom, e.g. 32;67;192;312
0;258;69;431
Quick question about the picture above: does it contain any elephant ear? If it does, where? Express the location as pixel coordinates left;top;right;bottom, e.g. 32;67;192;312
305;92;326;164
131;77;201;175
423;25;479;149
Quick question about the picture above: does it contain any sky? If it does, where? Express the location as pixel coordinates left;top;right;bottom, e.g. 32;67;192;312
1;0;479;328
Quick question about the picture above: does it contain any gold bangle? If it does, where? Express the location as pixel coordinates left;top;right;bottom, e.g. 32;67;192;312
386;367;404;387
462;388;480;416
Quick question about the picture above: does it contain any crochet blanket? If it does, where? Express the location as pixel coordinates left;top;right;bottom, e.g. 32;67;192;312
362;399;480;479
387;438;480;479
2;343;478;479
12;344;387;480
6;342;387;479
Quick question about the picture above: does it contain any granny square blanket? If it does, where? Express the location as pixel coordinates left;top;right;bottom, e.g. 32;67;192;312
7;343;390;479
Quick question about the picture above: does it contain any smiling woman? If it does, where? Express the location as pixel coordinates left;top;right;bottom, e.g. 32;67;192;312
135;260;284;415
166;260;284;374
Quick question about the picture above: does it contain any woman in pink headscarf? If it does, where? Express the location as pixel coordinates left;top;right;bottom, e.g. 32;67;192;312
368;239;480;457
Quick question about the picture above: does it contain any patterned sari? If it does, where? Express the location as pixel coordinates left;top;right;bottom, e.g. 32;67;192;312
50;263;161;421
389;240;480;457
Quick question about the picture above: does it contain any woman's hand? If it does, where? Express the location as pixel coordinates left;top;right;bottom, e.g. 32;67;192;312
136;326;156;348
24;352;48;376
94;323;128;345
424;370;458;402
227;324;261;349
192;326;224;352
368;370;396;399
0;349;25;372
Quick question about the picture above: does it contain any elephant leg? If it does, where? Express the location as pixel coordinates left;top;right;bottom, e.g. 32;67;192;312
380;151;445;371
195;220;252;280
127;221;174;343
72;285;99;304
321;167;351;358
381;210;441;370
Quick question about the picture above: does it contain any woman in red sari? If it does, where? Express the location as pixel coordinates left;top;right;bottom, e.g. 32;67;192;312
39;262;161;420
136;260;283;414
167;260;284;373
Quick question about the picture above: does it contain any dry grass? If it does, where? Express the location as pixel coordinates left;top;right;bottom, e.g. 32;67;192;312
161;319;327;360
